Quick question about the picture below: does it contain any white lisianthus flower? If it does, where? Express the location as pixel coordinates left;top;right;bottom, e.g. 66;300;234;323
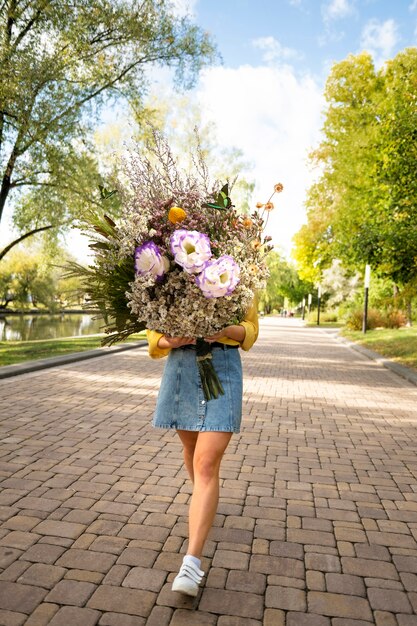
196;255;241;298
134;241;169;280
170;229;212;274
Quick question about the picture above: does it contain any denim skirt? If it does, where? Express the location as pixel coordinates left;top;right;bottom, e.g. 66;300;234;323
153;346;243;433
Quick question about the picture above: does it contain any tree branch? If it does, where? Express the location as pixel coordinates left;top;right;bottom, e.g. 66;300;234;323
0;224;56;261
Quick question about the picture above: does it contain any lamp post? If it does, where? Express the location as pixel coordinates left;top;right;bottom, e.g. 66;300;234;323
317;285;321;326
362;264;371;334
308;293;312;315
302;297;306;320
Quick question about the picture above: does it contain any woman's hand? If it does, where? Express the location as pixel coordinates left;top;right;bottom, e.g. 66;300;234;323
157;335;196;349
205;324;245;343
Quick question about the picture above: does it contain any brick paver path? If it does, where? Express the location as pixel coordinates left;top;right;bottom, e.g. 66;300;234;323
1;317;417;626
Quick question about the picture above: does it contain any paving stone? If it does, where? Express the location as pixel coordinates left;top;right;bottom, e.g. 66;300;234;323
367;587;413;613
217;617;261;626
17;563;67;589
142;606;172;626
199;588;263;619
307;591;373;620
23;543;67;564
65;568;104;584
2;315;417;625
332;617;376;626
117;547;158;567
48;606;100;626
286;613;330;626
33;520;85;539
23;603;60;626
250;554;305;578
341;557;399;579
0;531;40;549
98;613;146;626
0;581;48;614
265;585;307;611
325;573;366;596
87;585;156;617
306;570;326;591
263;608;285;626
0;609;27;626
397;616;417;626
56;548;117;572
122;566;167;592
170;609;218;625
0;546;23;568
212;549;250;570
89;535;129;554
45;579;97;606
392;555;417;573
226;570;266;594
305;553;341;572
2;515;41;531
374;611;400;626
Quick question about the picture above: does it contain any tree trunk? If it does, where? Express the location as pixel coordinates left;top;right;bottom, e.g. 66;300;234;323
407;299;412;327
0;224;56;261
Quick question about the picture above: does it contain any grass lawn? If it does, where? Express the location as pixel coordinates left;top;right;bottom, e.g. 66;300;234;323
341;326;417;372
0;332;147;367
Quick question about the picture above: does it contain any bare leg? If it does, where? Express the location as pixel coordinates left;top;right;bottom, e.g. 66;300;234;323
187;431;232;558
177;430;199;483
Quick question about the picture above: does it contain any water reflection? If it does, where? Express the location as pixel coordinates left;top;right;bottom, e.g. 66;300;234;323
0;314;105;341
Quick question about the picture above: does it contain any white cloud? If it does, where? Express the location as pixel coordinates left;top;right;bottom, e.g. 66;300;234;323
252;36;303;64
322;0;354;21
360;18;399;66
288;0;303;6
197;64;324;255
409;0;417;11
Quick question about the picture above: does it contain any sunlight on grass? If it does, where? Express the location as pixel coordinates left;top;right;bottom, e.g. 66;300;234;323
0;332;147;367
342;326;417;371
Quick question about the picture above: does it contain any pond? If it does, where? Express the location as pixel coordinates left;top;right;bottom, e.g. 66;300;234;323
0;313;105;342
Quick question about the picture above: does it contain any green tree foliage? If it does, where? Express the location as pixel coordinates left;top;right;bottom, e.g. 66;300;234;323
260;251;313;313
0;0;216;257
0;245;85;309
294;49;417;292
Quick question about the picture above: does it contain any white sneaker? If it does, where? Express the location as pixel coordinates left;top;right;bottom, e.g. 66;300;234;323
172;556;205;597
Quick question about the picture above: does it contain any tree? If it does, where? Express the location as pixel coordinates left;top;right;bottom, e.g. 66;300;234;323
294;49;417;299
259;251;312;313
0;244;86;309
0;0;216;258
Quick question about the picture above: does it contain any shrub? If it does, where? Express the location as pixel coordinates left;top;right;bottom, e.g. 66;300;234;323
381;309;407;329
346;308;383;331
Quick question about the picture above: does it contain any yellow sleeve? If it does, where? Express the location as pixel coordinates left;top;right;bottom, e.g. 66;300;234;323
146;329;171;359
239;297;259;351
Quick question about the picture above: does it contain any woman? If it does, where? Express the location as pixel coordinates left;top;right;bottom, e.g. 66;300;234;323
146;299;258;597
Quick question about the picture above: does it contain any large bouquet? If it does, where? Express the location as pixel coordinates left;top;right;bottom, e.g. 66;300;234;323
71;131;282;398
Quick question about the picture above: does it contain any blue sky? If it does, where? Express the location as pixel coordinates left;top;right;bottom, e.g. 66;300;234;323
195;0;417;76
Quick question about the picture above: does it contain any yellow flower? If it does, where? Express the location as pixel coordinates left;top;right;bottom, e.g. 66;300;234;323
274;183;284;193
249;264;259;274
251;239;262;250
264;202;274;211
256;202;264;209
168;206;187;224
243;217;253;229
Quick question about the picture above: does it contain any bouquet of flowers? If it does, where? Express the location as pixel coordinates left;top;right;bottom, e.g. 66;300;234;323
70;131;283;399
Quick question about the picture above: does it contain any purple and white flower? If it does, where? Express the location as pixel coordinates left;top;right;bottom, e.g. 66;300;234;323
196;255;240;298
134;241;169;280
170;229;212;274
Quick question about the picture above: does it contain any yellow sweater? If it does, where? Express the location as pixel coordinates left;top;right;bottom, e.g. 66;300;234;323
146;299;259;359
